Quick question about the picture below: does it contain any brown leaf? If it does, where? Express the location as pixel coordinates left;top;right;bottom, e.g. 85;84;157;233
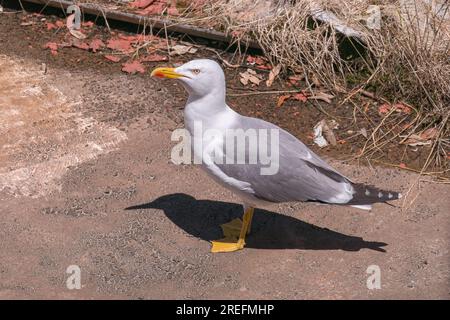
266;64;281;87
246;55;265;65
44;42;58;55
104;55;121;62
72;41;90;50
129;0;156;9
122;60;146;74
393;103;412;114
107;38;133;53
118;34;150;43
277;95;290;107
379;103;412;115
378;103;391;114
256;64;272;70
46;22;57;30
402;127;438;146
420;127;438;140
288;75;303;85
89;39;105;52
82;21;94;28
167;6;179;15
136;3;166;15
292;92;308;102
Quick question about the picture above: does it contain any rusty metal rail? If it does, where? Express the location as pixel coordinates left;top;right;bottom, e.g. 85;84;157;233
12;0;261;49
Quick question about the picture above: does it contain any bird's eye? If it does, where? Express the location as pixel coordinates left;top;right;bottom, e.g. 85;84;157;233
191;69;201;75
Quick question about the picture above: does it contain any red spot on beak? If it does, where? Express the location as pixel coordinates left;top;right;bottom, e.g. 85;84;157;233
154;71;165;78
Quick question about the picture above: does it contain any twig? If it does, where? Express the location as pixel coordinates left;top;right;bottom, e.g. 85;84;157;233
227;89;305;97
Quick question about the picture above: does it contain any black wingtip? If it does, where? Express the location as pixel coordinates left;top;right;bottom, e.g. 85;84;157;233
349;184;402;205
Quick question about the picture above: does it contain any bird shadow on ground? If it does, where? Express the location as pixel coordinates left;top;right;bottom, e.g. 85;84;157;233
126;193;387;252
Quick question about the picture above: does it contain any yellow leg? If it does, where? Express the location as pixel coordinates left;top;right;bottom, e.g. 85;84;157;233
211;207;254;253
246;209;254;235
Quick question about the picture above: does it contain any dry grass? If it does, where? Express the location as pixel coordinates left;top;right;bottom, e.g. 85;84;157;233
177;0;449;173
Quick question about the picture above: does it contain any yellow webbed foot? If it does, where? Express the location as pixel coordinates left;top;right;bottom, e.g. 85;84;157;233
210;207;254;253
211;239;245;253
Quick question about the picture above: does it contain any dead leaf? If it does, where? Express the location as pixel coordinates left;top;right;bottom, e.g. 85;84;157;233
167;6;179;15
104;55;121;62
246;55;265;65
44;42;58;56
118;34;149;43
137;2;166;15
277;95;290;108
89;39;105;52
72;41;90;50
122;60;146;74
379;103;412;115
378;103;391;114
170;44;198;56
107;38;133;53
239;69;262;86
46;22;57;30
359;127;368;138
420;127;438;140
266;64;281;87
393;103;412;114
256;64;272;70
292;92;308;102
401;127;438;146
130;0;156;9
82;21;94;28
288;75;304;85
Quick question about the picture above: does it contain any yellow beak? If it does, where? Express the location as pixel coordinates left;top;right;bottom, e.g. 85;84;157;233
150;67;187;79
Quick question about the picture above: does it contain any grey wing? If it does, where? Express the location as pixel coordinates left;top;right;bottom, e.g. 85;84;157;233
216;116;354;204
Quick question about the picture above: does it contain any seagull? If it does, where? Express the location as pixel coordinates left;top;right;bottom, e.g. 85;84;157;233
151;59;401;253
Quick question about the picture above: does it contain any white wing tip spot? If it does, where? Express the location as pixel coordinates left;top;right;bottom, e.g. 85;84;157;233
365;189;370;196
398;193;402;199
378;192;383;198
388;193;393;199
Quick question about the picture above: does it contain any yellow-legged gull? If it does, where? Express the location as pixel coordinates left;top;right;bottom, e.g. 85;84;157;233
151;59;401;253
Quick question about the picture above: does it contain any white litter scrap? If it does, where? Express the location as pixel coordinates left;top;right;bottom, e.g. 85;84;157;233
313;119;337;148
309;1;364;40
